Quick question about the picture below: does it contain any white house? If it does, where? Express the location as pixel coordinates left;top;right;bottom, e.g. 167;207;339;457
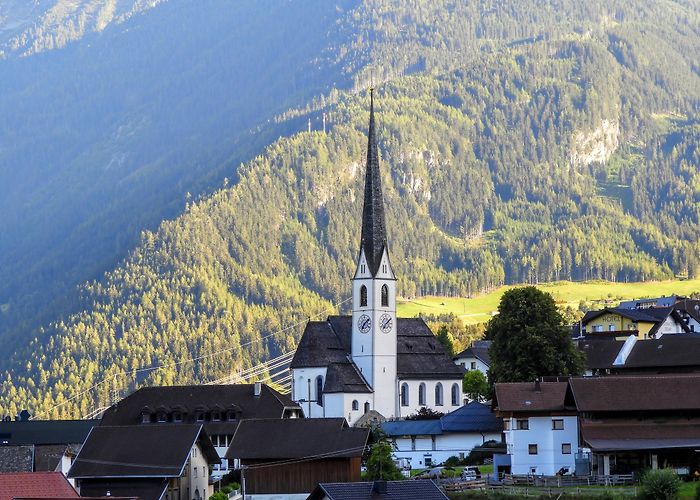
454;340;491;377
382;402;503;468
289;91;465;425
495;381;579;476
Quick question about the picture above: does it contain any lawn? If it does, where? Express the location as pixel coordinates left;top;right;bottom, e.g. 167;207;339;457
397;278;700;325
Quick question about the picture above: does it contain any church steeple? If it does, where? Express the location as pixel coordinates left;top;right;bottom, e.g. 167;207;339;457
359;88;388;277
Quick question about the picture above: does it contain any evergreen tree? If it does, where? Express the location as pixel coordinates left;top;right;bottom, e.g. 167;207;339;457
487;287;585;384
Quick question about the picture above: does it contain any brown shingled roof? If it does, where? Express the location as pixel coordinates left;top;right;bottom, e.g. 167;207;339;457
570;374;700;411
495;382;571;413
581;419;700;451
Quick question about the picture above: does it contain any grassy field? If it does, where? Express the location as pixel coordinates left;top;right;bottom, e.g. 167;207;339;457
397;279;700;325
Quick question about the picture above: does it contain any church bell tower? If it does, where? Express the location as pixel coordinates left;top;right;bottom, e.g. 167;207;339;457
351;90;397;415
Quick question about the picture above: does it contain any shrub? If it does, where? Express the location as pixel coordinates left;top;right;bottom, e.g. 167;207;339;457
638;469;681;500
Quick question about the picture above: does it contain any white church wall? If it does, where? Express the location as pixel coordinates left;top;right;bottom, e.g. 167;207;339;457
398;379;463;418
291;367;327;418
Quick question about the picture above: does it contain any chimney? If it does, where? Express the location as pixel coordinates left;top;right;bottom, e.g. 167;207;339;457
254;382;262;397
372;480;388;494
534;380;541;392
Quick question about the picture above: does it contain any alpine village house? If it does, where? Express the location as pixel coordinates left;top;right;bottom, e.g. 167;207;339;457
289;90;466;425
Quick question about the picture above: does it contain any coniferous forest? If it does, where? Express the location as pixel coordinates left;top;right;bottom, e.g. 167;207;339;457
0;0;698;417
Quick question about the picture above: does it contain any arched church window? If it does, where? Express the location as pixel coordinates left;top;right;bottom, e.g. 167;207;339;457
381;284;389;307
352;400;359;411
418;383;426;406
400;383;409;406
435;383;443;406
316;376;324;407
451;383;460;406
364;402;371;414
360;285;368;307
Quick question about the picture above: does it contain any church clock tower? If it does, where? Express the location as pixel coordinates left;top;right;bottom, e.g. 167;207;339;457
351;90;397;417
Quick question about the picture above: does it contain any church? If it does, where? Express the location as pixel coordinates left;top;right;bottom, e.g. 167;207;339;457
290;92;465;425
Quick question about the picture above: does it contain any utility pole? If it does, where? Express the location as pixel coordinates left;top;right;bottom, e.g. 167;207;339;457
307;118;311;133
322;112;327;134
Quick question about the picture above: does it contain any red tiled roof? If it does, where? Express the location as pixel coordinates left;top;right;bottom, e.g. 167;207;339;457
495;382;570;413
0;472;78;500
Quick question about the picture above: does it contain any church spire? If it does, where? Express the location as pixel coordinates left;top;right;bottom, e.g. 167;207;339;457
359;88;388;276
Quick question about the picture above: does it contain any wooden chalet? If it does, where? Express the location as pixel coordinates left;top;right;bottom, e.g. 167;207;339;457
226;418;369;496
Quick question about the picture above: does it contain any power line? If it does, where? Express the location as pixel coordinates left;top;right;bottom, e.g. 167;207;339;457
33;296;351;420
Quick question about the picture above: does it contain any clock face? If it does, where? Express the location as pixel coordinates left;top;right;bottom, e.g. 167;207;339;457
358;314;372;333
379;313;393;334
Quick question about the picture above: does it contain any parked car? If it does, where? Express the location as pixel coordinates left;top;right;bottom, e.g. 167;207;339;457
462;466;482;480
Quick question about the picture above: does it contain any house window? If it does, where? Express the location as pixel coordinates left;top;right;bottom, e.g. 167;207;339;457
471;361;476;370
562;443;572;454
141;413;151;423
593;325;603;332
516;419;529;430
411;436;416;450
435;383;443;406
316;376;324;407
360;285;368;307
401;383;409;406
227;411;236;421
157;412;167;423
381;284;389;307
608;324;615;331
364;402;370;414
173;412;182;422
194;467;198;478
528;444;538;455
352;400;359;411
552;419;564;430
425;457;432;466
419;383;426;406
503;419;511;431
196;412;204;422
212;412;221;422
451;383;460;406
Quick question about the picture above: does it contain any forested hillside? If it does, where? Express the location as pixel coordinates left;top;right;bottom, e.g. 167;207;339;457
0;0;699;416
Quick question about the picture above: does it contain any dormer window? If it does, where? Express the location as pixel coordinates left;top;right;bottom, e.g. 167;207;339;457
141;413;151;424
212;412;221;422
196;412;205;422
173;412;183;423
227;411;236;421
360;285;367;307
157;412;167;423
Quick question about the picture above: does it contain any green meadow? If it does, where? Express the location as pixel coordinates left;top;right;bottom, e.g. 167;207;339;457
397;279;700;325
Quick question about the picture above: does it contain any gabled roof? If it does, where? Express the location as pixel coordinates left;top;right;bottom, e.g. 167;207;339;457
308;480;448;500
382;402;503;437
454;340;491;366
580;419;700;451
0;419;96;445
582;307;669;324
68;424;219;479
495;382;572;413
578;339;625;369
324;363;372;394
382;419;443;437
0;445;33;473
0;472;78;500
569;374;700;412
440;402;503;433
99;383;300;428
226;418;369;460
290;316;464;381
618;296;680;309
359;89;388;277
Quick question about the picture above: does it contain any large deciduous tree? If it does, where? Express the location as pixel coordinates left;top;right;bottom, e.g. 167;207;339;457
487;287;584;384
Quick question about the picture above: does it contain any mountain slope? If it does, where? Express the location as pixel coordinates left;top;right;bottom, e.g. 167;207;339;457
0;0;698;416
2;25;699;415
